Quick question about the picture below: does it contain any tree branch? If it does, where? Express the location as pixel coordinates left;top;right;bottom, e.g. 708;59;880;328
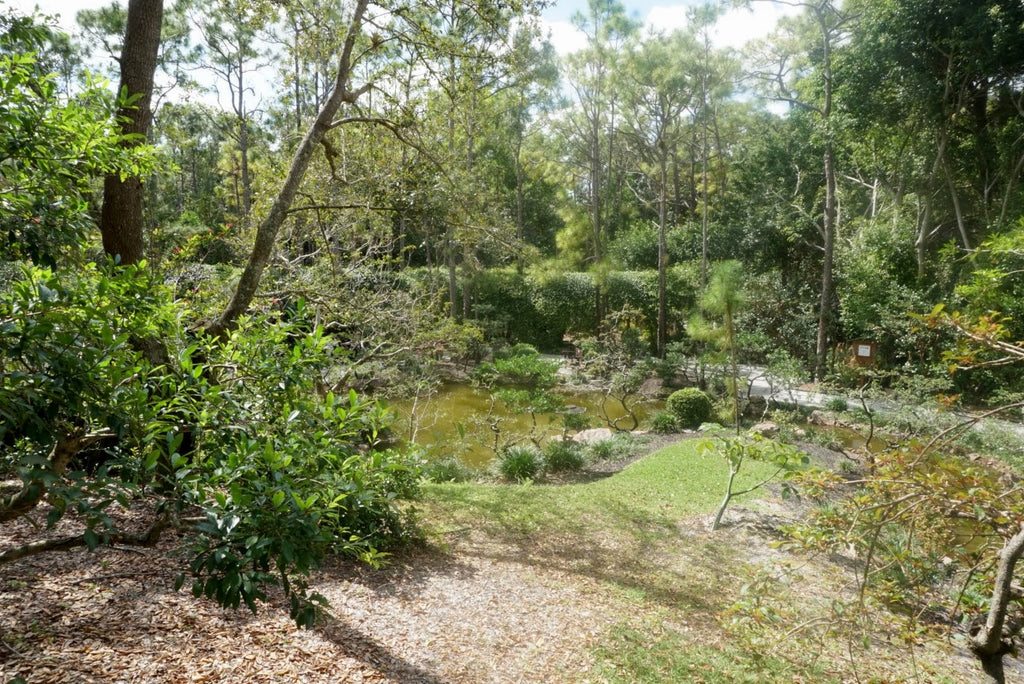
0;514;172;565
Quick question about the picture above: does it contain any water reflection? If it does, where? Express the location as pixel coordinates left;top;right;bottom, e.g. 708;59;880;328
388;382;663;467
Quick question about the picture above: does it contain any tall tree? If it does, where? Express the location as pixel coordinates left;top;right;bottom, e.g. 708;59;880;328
185;0;273;223
206;0;371;338
840;0;1024;277
620;30;694;357
561;0;639;266
502;22;559;272
749;0;849;380
206;0;544;336
99;0;163;266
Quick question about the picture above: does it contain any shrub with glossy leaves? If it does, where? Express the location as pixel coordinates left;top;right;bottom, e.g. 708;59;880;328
0;262;180;531
175;314;425;626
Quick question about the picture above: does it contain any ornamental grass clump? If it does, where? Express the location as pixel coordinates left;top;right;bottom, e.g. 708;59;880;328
499;446;541;482
542;440;585;473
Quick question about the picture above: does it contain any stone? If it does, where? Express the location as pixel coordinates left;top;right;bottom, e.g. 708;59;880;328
573;427;614;444
748;421;779;438
639;377;664;398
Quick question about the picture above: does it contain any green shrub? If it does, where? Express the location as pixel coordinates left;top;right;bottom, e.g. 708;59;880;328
499;446;541;482
561;411;592;436
530;271;597;338
650;411;680;434
494;342;540;360
588;439;618;461
542;440;585;473
425;456;472;483
666;388;713;429
469;269;555;350
586;434;642;462
824;397;848;412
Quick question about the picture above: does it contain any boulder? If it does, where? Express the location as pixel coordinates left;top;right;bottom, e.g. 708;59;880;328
573;427;614;444
639;377;664;398
748;421;779;438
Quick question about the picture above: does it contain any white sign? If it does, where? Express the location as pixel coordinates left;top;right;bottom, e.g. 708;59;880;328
857;344;872;357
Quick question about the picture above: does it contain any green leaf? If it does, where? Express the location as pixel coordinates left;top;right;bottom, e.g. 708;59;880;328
83;528;99;551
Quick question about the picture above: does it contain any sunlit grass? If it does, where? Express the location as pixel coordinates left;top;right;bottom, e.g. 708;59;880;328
417;438;961;682
419;439;790;678
422;438;779;540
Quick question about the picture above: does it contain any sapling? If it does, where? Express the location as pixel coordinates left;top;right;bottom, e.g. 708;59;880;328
699;427;809;530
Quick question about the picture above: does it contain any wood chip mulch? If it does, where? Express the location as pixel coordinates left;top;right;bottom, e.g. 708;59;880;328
1;505;628;683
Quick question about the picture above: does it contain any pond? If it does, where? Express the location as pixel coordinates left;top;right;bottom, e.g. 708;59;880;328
388;382;664;468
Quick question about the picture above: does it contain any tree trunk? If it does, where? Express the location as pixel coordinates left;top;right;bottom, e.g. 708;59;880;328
657;145;668;358
514;113;526;274
813;3;837;382
969;526;1024;684
815;143;836;380
206;0;370;338
100;0;163;266
0;430;108;523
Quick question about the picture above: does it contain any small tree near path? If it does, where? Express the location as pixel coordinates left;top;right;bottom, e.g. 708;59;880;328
778;298;1024;683
699;428;807;531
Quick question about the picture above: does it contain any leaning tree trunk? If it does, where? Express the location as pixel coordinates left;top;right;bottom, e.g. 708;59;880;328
970;526;1024;683
100;0;163;266
206;0;371;338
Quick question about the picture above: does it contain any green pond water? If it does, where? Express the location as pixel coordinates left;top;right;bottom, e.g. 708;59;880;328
388;383;664;467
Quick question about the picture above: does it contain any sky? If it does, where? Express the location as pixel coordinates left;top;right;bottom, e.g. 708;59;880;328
541;0;801;54
11;0;799;55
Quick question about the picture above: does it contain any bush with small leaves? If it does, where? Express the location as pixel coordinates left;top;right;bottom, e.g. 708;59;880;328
542;440;585;473
666;388;713;429
650;411;680;434
493;342;540;361
561;410;592;434
499;446;541;482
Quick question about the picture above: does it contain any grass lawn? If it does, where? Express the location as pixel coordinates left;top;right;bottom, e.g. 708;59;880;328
417;438;968;683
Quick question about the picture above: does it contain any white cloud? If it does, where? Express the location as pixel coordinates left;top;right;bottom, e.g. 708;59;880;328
711;3;803;50
545;2;803;55
645;6;690;35
542;20;588;56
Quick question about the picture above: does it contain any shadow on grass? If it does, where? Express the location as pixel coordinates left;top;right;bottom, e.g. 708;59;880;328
421;484;745;618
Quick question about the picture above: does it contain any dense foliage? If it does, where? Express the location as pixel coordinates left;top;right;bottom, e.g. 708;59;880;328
5;0;1024;676
665;388;713;429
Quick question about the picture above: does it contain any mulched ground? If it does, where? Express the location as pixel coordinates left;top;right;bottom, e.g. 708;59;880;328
0;434;1004;682
0;501;662;683
0;439;678;684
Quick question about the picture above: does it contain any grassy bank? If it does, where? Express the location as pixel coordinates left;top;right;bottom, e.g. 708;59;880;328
417;438;966;683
